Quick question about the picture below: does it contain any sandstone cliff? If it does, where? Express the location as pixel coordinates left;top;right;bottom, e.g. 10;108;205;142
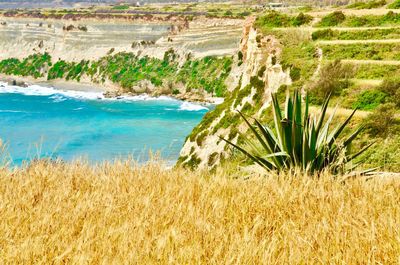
0;17;242;62
178;17;292;169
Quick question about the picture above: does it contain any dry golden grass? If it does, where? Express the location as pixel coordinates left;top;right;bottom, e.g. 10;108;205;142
1;160;400;264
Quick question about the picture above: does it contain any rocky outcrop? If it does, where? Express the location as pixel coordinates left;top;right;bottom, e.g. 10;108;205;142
178;17;292;169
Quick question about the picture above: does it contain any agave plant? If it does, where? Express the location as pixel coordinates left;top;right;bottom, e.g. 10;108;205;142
222;90;372;174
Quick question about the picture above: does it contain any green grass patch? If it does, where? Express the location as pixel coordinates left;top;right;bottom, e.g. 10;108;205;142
352;89;388;110
317;11;400;27
312;28;400;41
321;43;400;60
350;63;400;79
346;0;386;9
112;5;129;10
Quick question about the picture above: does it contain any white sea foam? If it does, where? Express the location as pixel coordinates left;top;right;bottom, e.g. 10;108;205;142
179;102;208;111
0;81;103;100
0;82;169;102
0;81;210;111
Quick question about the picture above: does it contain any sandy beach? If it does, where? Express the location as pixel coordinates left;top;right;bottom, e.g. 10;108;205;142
0;74;107;93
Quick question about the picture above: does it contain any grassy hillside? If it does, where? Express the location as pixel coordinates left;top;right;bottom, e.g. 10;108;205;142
0;159;399;263
250;8;400;172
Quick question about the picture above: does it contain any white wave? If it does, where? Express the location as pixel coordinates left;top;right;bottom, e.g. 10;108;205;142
0;82;179;102
0;81;103;100
0;109;28;113
50;94;67;102
179;102;208;111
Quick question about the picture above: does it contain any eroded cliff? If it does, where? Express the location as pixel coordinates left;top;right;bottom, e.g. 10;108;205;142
0;17;242;61
178;17;292;169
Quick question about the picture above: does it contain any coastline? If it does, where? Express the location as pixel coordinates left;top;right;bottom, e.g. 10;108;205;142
0;74;224;105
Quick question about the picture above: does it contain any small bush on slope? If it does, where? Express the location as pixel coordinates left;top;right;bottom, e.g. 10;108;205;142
352;89;388;110
255;11;312;29
318;11;346;27
378;76;400;107
309;60;354;104
389;0;400;8
364;103;399;137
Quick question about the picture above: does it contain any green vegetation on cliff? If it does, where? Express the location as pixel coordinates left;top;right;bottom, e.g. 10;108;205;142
0;53;51;78
0;52;233;97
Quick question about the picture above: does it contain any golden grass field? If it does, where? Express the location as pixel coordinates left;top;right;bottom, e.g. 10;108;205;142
0;159;399;264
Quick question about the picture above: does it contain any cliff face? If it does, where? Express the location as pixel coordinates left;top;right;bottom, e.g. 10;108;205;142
178;17;292;169
0;17;242;62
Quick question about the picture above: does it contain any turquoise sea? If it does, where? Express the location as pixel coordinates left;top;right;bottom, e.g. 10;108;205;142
0;82;208;165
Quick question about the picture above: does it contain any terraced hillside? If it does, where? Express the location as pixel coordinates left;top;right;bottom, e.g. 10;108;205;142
265;6;400;171
180;4;400;171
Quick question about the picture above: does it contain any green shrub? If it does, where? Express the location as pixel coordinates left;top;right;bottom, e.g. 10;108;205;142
312;29;335;40
292;12;313;27
318;11;346;27
255;11;312;29
377;76;400;107
388;0;400;8
47;60;70;80
309;60;354;104
0;53;51;78
352;90;388;110
289;67;301;81
257;66;266;77
364;103;399;137
362;135;400;172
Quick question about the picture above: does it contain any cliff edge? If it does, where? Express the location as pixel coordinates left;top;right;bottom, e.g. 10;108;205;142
178;17;292;169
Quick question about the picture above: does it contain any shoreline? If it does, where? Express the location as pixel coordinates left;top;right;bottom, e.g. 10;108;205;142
0;74;224;105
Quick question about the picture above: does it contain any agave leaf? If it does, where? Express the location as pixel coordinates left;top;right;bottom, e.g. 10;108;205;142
302;124;310;170
303;94;309;125
343;125;365;147
315;92;332;135
328;108;358;146
347;142;374;161
254;119;279;152
237;111;270;155
262;151;290;159
253;119;284;168
255;156;278;170
220;136;274;170
271;94;284;150
316;104;337;149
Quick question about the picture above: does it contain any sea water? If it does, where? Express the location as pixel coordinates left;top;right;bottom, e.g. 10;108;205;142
0;82;209;165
